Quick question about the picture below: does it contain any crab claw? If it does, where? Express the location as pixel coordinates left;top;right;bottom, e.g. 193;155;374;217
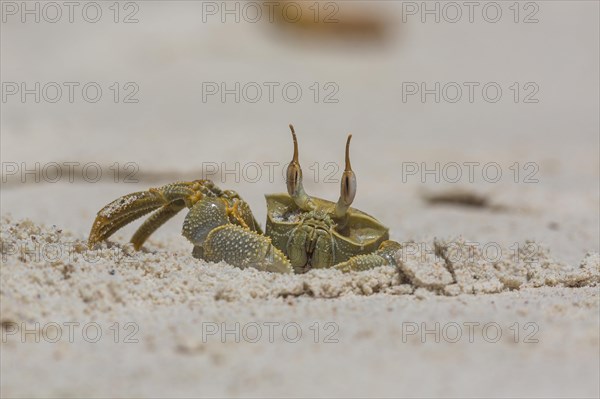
88;180;219;249
88;190;168;248
203;224;292;273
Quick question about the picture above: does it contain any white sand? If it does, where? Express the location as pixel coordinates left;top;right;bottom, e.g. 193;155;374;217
1;216;598;397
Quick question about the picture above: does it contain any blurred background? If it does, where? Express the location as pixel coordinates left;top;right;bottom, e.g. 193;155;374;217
1;0;599;263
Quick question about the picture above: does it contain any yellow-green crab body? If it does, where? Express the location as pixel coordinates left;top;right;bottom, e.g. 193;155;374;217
88;125;400;273
265;194;392;273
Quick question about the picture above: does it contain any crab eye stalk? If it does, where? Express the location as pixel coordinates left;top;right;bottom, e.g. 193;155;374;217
286;124;315;211
286;125;301;196
334;135;357;223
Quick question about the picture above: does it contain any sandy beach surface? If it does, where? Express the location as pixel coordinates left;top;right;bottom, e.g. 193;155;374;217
1;1;599;398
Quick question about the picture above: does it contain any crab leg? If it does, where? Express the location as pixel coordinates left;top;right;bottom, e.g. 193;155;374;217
130;201;186;250
88;180;219;248
333;240;401;272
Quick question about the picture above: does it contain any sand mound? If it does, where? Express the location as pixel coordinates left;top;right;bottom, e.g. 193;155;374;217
1;216;599;398
1;215;598;324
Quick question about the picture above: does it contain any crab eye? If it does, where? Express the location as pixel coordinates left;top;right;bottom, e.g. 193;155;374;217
334;134;356;221
285;124;316;211
286;163;301;196
340;169;356;206
340;134;356;206
286;124;302;196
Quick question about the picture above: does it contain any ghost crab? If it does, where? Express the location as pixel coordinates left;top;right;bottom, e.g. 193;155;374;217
88;125;400;273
